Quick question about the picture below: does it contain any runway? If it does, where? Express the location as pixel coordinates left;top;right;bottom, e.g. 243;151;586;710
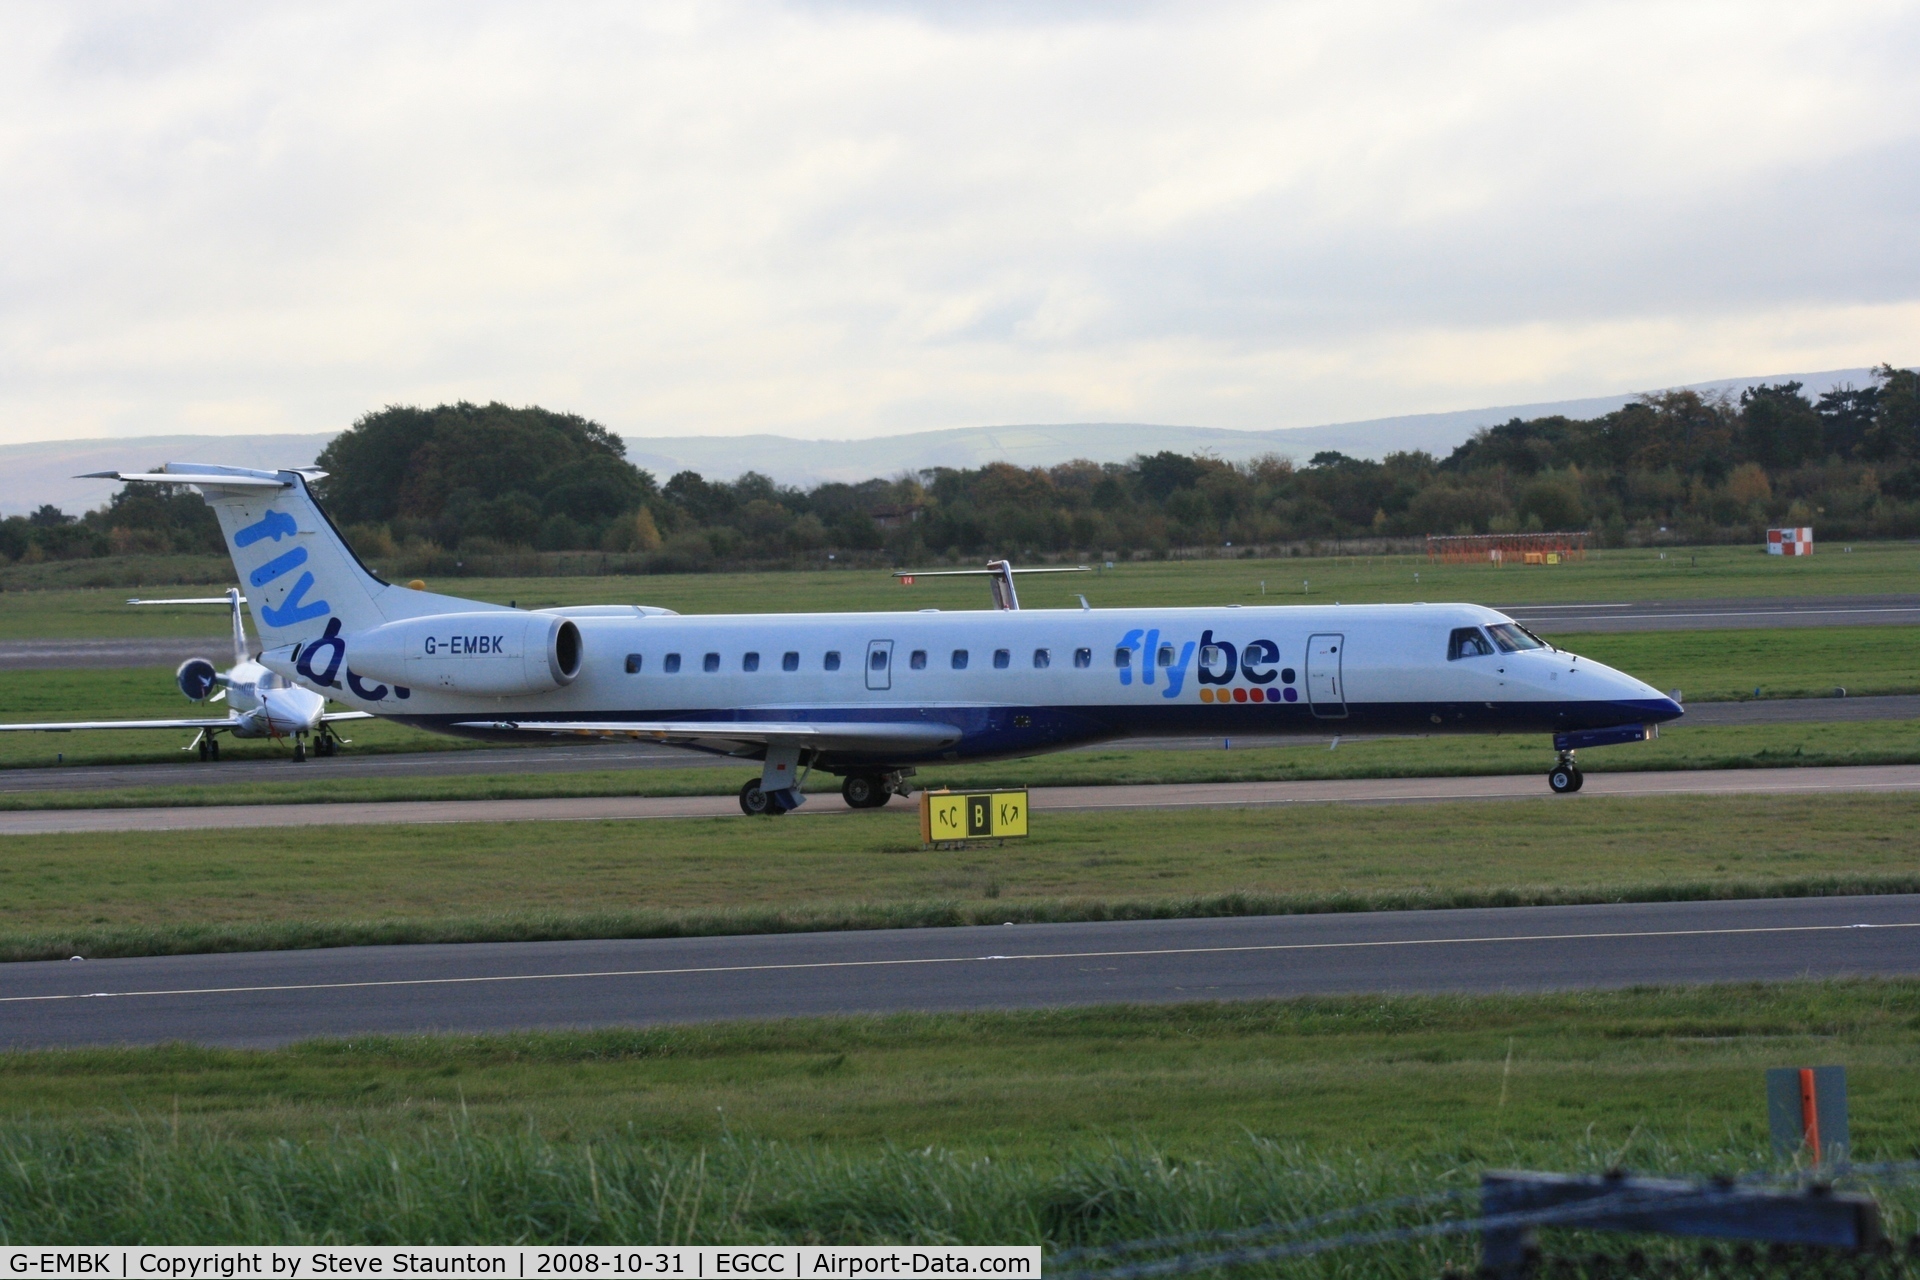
1508;594;1920;632
3;762;1917;835
0;636;233;671
6;894;1917;1048
1;693;1911;797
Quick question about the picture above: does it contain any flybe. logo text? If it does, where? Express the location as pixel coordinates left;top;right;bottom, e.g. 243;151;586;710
1116;628;1304;702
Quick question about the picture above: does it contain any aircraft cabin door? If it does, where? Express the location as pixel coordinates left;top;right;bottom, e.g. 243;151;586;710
865;639;894;691
1306;633;1347;719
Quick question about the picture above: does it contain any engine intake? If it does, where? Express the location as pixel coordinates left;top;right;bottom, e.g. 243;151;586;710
346;612;583;697
176;657;220;702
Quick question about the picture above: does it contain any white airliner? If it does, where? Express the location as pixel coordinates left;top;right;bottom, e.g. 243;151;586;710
84;463;1682;808
0;587;369;761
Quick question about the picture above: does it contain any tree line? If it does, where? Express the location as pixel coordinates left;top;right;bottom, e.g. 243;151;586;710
5;365;1917;572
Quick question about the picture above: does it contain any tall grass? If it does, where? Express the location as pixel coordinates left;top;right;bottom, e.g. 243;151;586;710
2;1122;1911;1273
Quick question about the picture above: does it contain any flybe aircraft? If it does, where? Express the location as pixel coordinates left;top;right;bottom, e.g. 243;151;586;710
0;587;369;761
84;463;1682;811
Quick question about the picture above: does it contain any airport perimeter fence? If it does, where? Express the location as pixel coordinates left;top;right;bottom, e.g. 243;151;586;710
1050;1159;1920;1280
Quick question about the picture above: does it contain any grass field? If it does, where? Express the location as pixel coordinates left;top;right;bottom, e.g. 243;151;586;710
3;622;1916;773
3;983;1918;1249
3;542;1915;641
4;719;1920;811
3;793;1913;961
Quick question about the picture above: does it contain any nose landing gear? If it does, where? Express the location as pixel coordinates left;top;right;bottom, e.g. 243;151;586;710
1548;753;1584;794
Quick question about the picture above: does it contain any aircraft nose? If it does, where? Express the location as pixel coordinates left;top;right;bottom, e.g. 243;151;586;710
1650;695;1684;722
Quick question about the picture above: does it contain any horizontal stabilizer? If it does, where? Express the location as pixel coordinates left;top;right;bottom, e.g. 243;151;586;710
128;596;247;605
79;470;288;489
454;719;962;753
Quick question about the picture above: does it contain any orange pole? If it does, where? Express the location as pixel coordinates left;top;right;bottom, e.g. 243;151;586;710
1799;1067;1822;1165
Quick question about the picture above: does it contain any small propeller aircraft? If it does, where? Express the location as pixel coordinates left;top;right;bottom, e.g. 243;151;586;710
0;587;370;761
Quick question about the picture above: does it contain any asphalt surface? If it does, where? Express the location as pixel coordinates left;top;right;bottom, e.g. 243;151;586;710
0;636;234;670
4;762;1916;834
6;894;1916;1048
2;694;1913;796
1506;594;1920;632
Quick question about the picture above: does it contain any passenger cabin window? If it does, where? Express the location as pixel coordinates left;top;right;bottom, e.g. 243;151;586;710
1157;645;1175;667
703;652;721;672
1074;648;1092;669
993;649;1010;669
742;652;760;672
870;649;888;671
664;653;682;673
910;649;927;670
1448;627;1496;660
1113;647;1132;668
782;652;799;671
824;651;841;671
625;654;642;674
1487;623;1547;653
1033;648;1050;669
951;649;969;670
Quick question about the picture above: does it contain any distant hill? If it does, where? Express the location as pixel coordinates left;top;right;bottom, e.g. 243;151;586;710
0;368;1884;516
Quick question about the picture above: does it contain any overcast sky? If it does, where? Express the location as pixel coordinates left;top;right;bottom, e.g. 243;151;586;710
2;0;1916;447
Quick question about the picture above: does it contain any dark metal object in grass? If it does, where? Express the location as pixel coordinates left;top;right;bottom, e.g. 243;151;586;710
1480;1170;1882;1279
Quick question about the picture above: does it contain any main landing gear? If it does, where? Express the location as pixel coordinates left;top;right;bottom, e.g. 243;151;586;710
841;773;890;809
1547;753;1584;794
192;731;221;762
842;770;913;809
740;778;807;816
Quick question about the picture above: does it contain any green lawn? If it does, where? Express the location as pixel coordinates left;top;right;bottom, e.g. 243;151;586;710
3;983;1919;1248
3;793;1913;960
3;542;1915;640
4;719;1920;811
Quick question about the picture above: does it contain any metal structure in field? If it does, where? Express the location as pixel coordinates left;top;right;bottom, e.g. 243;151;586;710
1427;531;1590;564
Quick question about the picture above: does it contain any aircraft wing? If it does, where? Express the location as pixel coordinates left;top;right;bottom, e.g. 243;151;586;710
453;719;963;754
322;711;375;722
0;717;238;732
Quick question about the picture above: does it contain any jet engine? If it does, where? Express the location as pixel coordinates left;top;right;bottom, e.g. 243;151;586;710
176;657;220;701
345;612;582;697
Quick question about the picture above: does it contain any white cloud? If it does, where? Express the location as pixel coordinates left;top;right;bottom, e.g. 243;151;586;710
0;0;1916;447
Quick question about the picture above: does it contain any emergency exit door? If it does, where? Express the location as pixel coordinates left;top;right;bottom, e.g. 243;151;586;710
1306;633;1346;718
865;639;893;690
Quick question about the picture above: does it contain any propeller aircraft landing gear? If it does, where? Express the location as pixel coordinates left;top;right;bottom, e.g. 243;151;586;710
1547;753;1583;794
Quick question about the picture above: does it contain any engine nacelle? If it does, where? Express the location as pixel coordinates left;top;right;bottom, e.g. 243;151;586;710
176;657;220;702
346;612;582;697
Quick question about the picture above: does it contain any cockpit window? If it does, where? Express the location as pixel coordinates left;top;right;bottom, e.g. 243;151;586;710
1448;627;1495;660
1487;623;1547;653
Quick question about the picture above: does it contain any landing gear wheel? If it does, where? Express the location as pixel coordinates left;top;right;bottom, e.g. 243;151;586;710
739;779;784;816
197;737;211;762
293;738;307;763
842;774;890;809
315;733;336;758
208;737;219;761
1548;763;1582;794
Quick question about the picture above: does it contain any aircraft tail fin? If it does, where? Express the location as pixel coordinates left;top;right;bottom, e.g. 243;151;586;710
81;464;507;655
228;586;249;666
